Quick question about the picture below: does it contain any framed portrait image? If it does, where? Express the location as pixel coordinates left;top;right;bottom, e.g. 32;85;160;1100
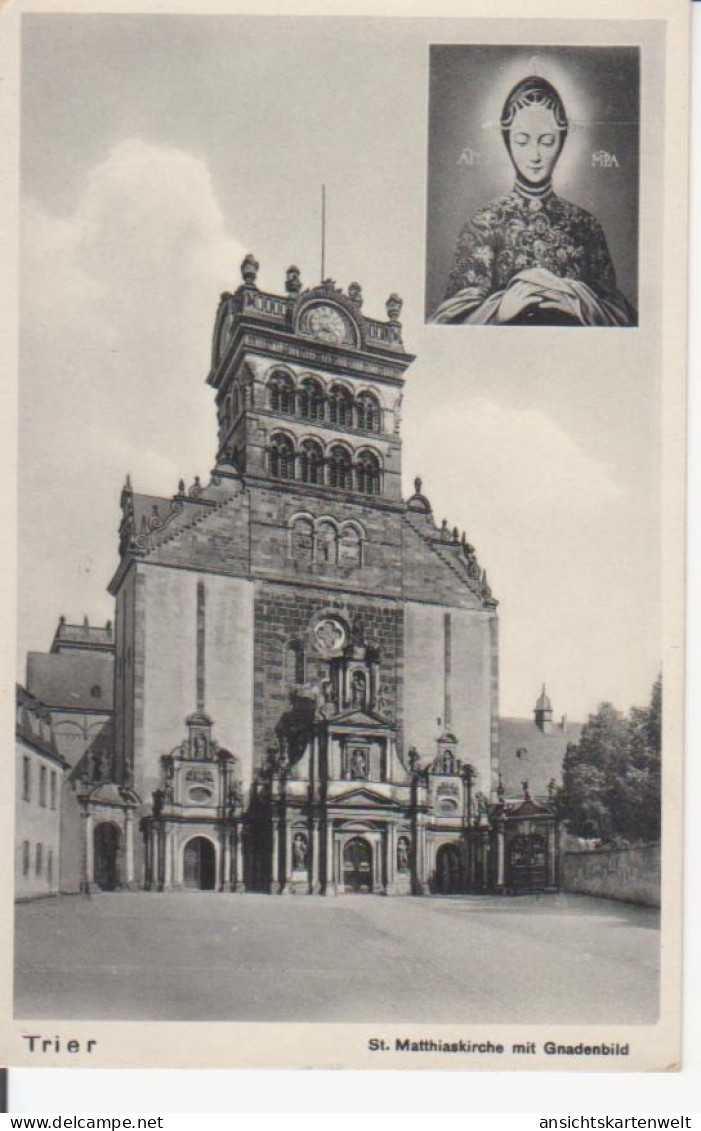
426;46;640;327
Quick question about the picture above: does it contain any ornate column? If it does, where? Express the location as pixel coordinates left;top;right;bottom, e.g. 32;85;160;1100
281;820;293;895
271;814;280;894
157;823;166;892
310;817;320;894
85;811;94;891
222;827;232;892
326;820;334;894
415;813;427;894
151;824;160;893
143;822;152;890
480;827;491;891
236;824;245;890
387;823;396;892
164;827;174;890
495;817;506;892
124;808;135;887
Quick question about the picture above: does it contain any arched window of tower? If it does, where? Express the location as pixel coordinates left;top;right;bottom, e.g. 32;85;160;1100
299;439;324;485
269;433;296;480
268;370;295;415
328;383;353;428
356;392;381;433
355;450;382;496
328;444;353;491
339;523;363;569
316;520;338;565
299;377;325;422
289;516;314;563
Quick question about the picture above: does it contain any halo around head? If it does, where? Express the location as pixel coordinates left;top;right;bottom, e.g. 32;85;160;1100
500;75;568;137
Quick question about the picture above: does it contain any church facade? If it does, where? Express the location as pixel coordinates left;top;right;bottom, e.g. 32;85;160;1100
20;256;562;898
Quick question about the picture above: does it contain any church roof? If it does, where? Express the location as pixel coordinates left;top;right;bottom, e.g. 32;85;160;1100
402;509;495;608
109;473;248;591
499;716;582;800
26;650;114;713
16;684;68;767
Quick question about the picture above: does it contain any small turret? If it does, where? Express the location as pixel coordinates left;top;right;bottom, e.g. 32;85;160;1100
535;684;554;734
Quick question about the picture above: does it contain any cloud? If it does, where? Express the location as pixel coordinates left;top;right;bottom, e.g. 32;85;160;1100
402;394;657;717
19;139;247;662
404;394;621;535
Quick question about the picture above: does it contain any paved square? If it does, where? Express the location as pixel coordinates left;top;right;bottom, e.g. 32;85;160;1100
15;891;659;1023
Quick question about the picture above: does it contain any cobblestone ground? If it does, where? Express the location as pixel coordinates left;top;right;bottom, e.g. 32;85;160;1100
14;891;659;1023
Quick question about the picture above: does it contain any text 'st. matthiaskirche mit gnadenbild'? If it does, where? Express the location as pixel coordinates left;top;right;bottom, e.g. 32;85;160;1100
20;255;577;900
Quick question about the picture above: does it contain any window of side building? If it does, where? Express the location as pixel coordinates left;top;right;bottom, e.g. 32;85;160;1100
35;842;43;877
22;841;30;876
50;770;57;810
22;756;30;802
39;765;47;808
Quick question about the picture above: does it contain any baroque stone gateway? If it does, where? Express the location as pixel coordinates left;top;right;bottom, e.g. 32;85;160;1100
18;256;574;899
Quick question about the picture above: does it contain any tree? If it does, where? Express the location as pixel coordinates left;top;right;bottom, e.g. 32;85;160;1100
558;676;661;843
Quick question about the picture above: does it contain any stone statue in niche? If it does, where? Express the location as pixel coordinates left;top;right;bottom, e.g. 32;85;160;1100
91;749;108;782
292;833;308;869
407;747;421;772
350;670;367;709
228;781;244;809
350;748;368;781
316;679;337;721
396;837;410;873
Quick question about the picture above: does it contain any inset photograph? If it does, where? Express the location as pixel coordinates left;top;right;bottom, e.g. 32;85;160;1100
426;46;640;326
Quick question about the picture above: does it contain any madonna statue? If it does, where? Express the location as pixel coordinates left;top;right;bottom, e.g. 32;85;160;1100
430;76;637;326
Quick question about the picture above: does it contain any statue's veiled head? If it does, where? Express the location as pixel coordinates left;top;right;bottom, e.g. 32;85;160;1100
501;76;568;188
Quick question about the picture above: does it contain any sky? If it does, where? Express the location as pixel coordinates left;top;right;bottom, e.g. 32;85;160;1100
18;14;663;719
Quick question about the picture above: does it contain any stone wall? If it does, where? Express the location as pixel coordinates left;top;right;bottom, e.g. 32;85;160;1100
254;582;403;769
562;843;660;907
136;564;255;799
403;601;495;790
249;483;404;598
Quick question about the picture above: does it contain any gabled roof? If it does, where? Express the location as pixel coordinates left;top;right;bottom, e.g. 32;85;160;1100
499;716;583;799
110;473;249;592
26;651;114;713
401;508;496;609
16;684;68;767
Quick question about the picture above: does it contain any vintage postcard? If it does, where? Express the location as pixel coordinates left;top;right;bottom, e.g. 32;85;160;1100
0;0;690;1073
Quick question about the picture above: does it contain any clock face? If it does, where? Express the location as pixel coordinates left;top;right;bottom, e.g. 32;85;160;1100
305;304;350;345
217;312;234;361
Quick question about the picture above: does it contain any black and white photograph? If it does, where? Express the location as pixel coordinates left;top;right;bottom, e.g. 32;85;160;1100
426;46;640;326
0;4;688;1076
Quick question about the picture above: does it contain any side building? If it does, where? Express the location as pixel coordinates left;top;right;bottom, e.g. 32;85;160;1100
500;686;582;803
15;685;69;900
25;616;118;893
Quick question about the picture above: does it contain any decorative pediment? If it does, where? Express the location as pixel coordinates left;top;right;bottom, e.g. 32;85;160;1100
326;706;391;730
332;785;401;809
